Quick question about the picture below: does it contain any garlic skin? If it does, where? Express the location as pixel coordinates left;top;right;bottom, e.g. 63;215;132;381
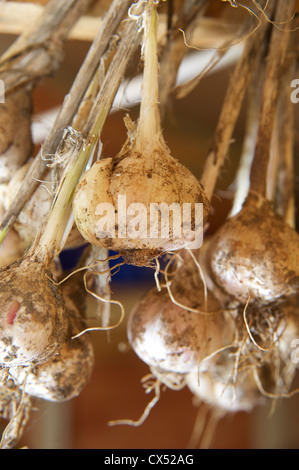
207;193;299;306
8;322;94;402
4;161;51;247
126;258;230;375
4;161;85;250
0;228;25;269
187;367;263;413
9;336;94;402
7;266;94;402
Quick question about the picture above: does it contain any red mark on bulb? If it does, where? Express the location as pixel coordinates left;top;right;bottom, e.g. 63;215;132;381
7;300;20;325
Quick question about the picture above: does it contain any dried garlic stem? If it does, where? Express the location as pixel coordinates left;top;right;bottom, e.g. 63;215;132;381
274;55;296;228
0;0;93;93
135;2;161;151
35;133;91;262
249;0;296;198
230;2;296;216
204;3;299;307
0;393;32;449
36;13;143;261
200;1;274;201
174;2;256;101
158;0;209;117
229;60;264;217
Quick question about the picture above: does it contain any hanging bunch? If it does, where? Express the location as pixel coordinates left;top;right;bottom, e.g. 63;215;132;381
0;0;148;448
205;1;299;308
73;0;210;267
189;0;299;418
0;130;89;368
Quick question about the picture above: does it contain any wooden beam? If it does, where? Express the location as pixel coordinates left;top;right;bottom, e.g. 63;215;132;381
0;3;240;46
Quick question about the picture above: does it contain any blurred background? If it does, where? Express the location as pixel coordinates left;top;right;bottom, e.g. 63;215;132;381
1;0;299;449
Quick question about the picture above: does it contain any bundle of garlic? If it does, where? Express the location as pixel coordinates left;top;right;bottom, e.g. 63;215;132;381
190;0;299;418
0;0;150;448
110;1;299;434
0;0;299;451
0;96;97;369
206;1;299;308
